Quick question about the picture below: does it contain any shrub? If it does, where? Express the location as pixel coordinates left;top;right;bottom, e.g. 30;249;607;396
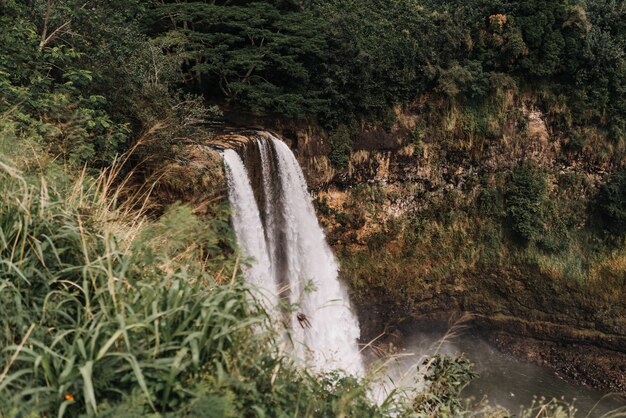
595;170;626;237
412;355;478;416
329;124;353;169
479;221;504;265
478;186;505;217
505;164;547;244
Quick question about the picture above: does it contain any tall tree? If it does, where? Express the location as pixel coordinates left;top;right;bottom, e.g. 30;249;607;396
150;0;329;116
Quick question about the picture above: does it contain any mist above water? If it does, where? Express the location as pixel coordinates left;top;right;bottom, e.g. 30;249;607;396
378;323;626;417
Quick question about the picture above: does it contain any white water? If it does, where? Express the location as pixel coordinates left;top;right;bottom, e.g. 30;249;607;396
256;138;279;287
223;136;364;376
222;149;278;311
270;135;364;376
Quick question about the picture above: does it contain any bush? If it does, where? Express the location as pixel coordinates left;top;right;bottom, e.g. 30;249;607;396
595;170;626;237
506;163;547;244
329;124;353;169
412;355;478;416
478;186;505;217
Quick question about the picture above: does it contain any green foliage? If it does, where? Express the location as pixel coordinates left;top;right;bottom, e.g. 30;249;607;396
0;0;140;166
537;216;570;254
595;169;626;237
506;164;548;244
478;187;505;217
0;0;221;168
6;0;623;142
329;124;353;168
412;355;478;416
139;0;626;138
4;0;623;146
148;0;329;117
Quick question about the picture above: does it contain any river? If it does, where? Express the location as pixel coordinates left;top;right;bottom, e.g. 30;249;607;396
374;322;626;417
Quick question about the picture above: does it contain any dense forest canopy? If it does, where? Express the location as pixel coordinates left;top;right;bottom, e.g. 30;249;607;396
2;0;625;165
147;0;626;133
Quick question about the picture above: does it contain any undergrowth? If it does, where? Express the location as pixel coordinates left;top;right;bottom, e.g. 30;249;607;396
329;171;626;310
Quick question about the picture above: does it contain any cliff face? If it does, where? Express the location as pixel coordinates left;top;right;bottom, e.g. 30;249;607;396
291;105;608;190
256;104;626;394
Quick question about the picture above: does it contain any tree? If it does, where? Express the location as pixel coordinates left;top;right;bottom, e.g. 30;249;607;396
329;124;352;168
149;0;329;117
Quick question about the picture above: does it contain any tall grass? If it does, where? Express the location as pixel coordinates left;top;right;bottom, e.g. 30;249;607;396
0;133;385;417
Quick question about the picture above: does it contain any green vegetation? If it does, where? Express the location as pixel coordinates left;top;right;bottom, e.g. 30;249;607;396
148;0;329;117
506;163;547;245
143;0;626;143
2;0;626;415
0;0;220;168
596;169;626;238
329;124;353;169
1;0;137;166
3;0;626;152
413;356;478;416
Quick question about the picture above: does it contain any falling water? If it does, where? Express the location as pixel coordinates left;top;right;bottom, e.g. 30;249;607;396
256;138;279;286
223;135;364;376
222;149;278;311
269;136;363;375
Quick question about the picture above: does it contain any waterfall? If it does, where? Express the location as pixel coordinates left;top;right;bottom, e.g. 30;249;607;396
223;135;364;376
269;136;364;375
222;149;278;311
256;138;279;288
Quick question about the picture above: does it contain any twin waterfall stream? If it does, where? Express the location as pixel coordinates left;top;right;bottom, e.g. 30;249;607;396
223;134;364;376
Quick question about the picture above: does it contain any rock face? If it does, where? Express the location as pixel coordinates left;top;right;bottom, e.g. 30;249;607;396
288;107;564;192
